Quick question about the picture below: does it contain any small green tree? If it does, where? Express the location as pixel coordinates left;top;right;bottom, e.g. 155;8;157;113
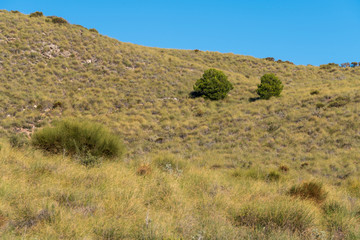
193;69;233;100
256;73;284;99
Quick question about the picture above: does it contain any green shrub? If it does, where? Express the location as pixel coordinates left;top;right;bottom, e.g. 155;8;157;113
31;119;125;158
192;69;233;100
29;12;43;17
233;198;316;232
89;28;98;33
48;16;68;24
256;73;284;99
289;181;327;203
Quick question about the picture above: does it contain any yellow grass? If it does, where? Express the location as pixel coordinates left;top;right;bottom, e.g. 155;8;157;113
0;10;360;239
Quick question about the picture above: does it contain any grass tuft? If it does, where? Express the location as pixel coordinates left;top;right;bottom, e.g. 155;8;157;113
31;119;125;159
136;164;152;176
289;181;327;203
232;198;316;233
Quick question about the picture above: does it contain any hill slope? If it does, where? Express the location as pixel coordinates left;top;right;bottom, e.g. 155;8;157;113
0;10;360;239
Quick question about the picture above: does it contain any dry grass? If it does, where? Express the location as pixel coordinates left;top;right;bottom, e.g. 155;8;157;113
289;181;328;203
0;10;360;239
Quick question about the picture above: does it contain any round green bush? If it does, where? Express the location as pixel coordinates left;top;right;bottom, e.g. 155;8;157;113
31;119;125;159
256;73;284;99
193;69;233;100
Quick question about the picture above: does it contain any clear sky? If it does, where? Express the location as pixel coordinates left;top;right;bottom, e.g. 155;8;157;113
2;0;360;65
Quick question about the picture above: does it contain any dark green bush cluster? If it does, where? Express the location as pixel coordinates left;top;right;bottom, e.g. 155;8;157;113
32;119;125;159
52;17;68;24
46;16;68;24
264;57;275;62
29;11;43;17
89;28;98;33
193;69;233;100
256;73;284;99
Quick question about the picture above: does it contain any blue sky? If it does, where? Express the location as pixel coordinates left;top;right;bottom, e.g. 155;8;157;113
2;0;360;65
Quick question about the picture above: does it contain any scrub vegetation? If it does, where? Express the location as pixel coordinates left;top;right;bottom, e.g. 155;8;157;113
32;119;124;158
256;73;284;99
192;68;233;100
0;10;360;239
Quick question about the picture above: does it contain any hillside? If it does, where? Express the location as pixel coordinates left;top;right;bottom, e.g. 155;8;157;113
0;10;360;239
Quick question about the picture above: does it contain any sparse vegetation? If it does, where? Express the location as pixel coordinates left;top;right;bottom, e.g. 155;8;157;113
233;198;316;233
51;17;68;24
9;133;29;148
0;10;360;239
328;96;350;108
46;16;68;24
264;57;275;61
29;11;43;17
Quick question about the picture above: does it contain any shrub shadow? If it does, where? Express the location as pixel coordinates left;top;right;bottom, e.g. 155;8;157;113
249;97;261;102
189;91;202;99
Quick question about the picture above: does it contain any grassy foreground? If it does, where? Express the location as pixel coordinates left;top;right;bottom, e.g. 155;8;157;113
1;142;360;239
0;10;360;239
